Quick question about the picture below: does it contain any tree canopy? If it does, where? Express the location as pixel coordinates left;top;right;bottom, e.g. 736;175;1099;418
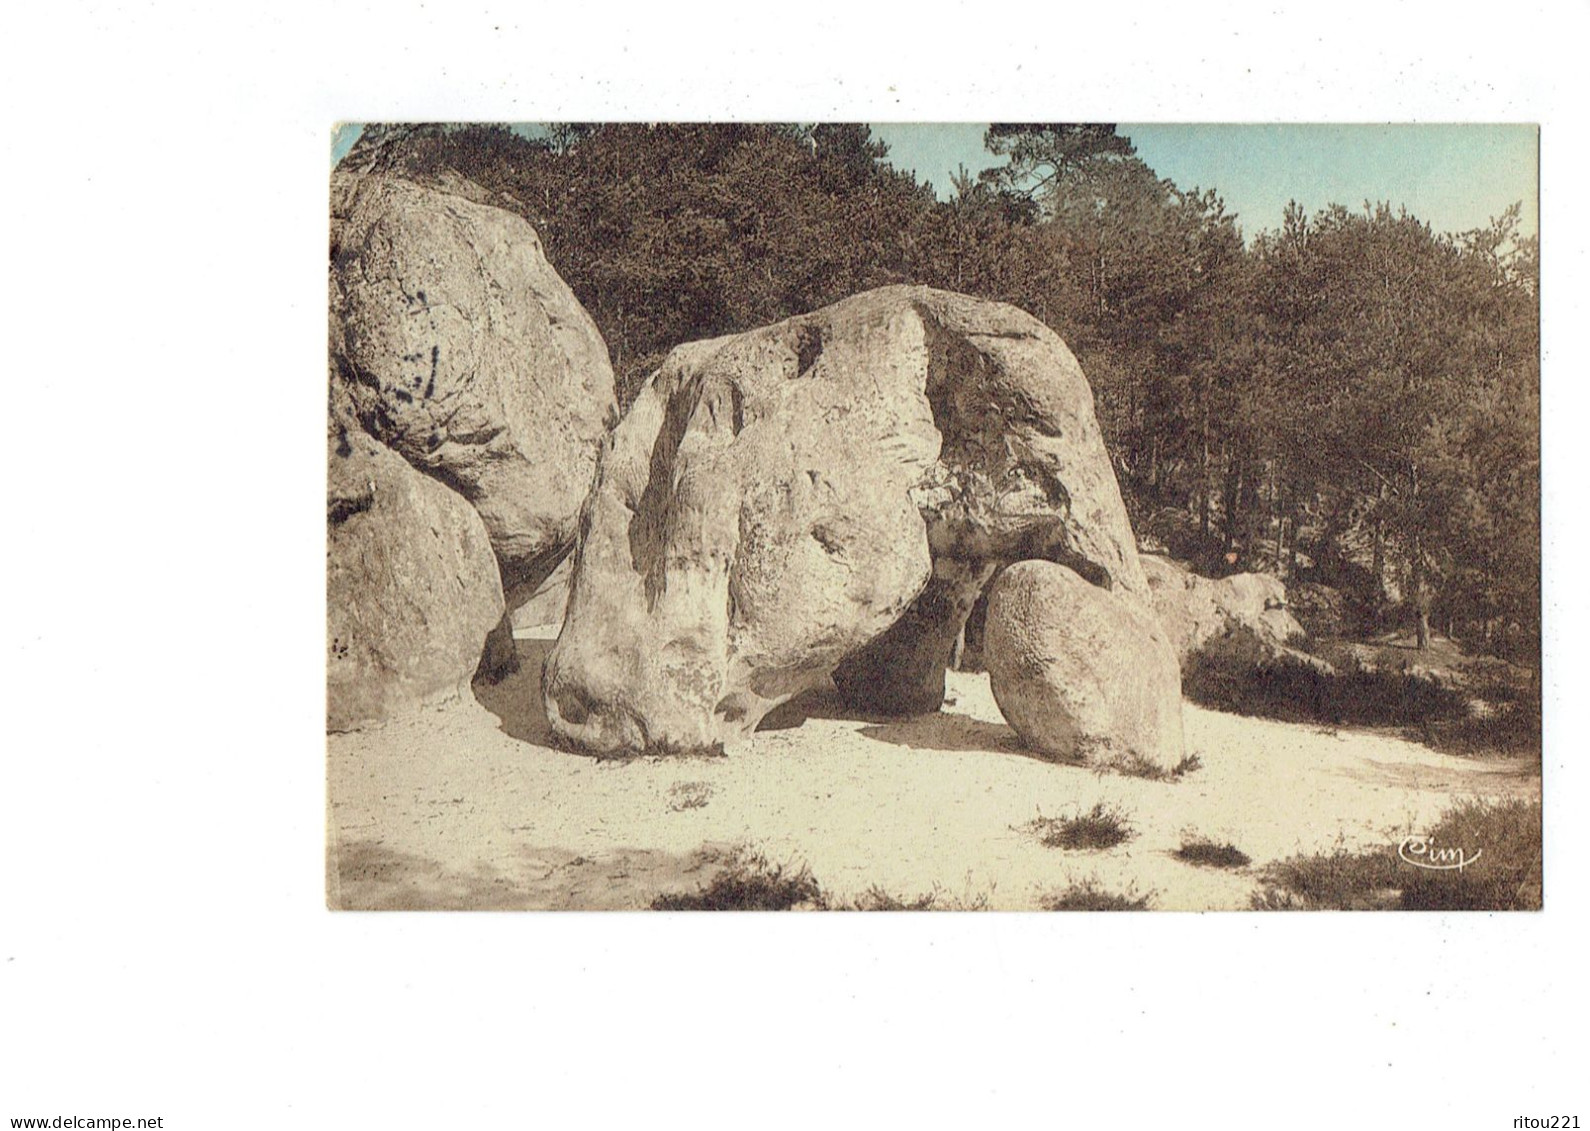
340;123;1540;658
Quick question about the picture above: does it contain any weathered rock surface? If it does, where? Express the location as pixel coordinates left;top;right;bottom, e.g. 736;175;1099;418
329;170;617;603
544;286;1145;755
984;560;1184;772
327;411;505;731
1141;554;1315;670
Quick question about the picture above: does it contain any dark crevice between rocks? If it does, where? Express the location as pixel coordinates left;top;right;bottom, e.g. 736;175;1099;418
830;305;1119;715
833;560;996;715
793;321;824;377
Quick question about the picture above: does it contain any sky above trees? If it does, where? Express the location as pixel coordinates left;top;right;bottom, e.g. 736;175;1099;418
870;123;1537;241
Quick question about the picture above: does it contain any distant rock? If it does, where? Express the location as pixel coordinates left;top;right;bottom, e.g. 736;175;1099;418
509;553;573;632
329;170;617;604
544;286;1144;755
984;560;1184;772
1141;554;1320;671
326;409;505;731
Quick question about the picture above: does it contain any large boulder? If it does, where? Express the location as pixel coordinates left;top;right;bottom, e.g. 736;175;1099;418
329;170;617;605
1141;554;1312;670
327;409;506;731
543;286;1145;755
984;560;1184;772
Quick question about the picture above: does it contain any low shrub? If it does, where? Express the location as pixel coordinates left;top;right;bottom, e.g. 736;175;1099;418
1420;700;1541;759
1250;798;1541;911
1025;803;1135;850
1043;879;1153;911
1173;835;1251;869
652;851;821;910
1113;752;1202;781
1400;798;1542;911
1183;648;1468;730
666;781;714;811
845;886;991;911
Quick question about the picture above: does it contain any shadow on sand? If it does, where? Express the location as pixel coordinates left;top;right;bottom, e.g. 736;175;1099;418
761;683;1059;762
330;838;728;911
471;635;557;746
476;647;1049;764
857;713;1037;758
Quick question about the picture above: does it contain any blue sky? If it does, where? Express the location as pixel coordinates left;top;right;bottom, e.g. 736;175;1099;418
333;122;1538;241
872;123;1537;240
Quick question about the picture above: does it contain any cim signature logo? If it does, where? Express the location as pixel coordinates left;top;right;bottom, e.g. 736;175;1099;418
1398;835;1483;871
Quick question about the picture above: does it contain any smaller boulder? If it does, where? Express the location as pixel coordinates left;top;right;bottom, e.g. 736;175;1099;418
984;560;1184;772
1141;554;1309;670
327;414;505;730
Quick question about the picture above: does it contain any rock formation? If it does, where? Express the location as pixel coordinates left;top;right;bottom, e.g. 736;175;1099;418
326;407;506;731
329;170;617;607
983;560;1184;772
544;286;1145;755
1140;554;1318;671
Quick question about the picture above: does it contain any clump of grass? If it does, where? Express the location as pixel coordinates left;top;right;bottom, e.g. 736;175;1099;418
1025;802;1135;850
666;781;714;811
847;887;940;911
844;885;993;911
651;850;822;910
1043;879;1153;911
1248;887;1307;911
1112;752;1203;781
1252;840;1404;910
1249;798;1541;911
1173;834;1252;869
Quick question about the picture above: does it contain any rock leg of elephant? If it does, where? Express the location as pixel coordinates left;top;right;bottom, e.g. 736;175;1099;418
833;559;996;716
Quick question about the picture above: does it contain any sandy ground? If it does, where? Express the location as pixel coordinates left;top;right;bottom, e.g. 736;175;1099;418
327;627;1539;911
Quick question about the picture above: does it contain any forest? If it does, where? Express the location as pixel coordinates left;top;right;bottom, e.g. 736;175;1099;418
342;123;1540;661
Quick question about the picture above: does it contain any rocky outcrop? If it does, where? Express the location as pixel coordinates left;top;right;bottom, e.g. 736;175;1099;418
329;170;617;604
327;410;505;731
984;560;1184;772
543;286;1145;755
1141;554;1316;670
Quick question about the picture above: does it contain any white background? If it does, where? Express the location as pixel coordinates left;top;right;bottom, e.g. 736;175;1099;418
1;3;1584;1128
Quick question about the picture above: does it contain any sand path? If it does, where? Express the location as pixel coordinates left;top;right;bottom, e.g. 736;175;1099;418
328;629;1538;911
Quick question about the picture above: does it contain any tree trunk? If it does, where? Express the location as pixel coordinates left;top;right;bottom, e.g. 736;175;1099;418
1411;533;1431;651
1409;468;1429;650
1222;454;1242;556
1267;463;1279;567
1199;409;1211;540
